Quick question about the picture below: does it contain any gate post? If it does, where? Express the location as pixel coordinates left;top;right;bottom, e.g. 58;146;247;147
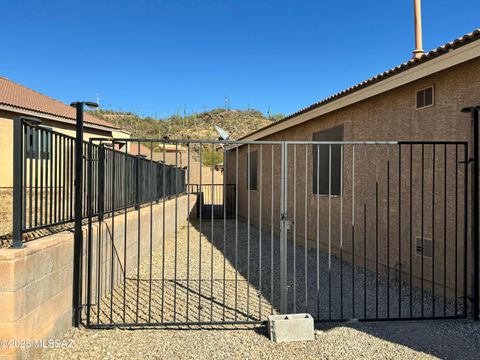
462;106;480;320
85;140;94;327
12;118;24;248
71;102;85;327
279;142;288;314
71;100;98;327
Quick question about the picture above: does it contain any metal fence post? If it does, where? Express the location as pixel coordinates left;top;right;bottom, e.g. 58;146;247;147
86;140;93;326
98;144;105;221
72;102;85;327
135;155;140;209
463;105;480;320
279;142;288;314
12;118;24;248
156;162;160;203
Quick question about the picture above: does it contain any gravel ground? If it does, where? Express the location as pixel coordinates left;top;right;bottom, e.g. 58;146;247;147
42;320;480;359
41;218;479;359
90;218;457;325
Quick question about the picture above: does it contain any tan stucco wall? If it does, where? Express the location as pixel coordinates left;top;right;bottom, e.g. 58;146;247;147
0;112;15;189
226;57;480;301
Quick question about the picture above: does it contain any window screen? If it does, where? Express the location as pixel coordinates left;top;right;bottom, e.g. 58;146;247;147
313;125;343;195
246;150;257;191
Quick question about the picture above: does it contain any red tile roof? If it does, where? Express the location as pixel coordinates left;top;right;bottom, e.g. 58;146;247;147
0;76;119;129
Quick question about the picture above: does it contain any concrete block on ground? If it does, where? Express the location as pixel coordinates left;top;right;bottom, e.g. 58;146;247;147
267;313;315;343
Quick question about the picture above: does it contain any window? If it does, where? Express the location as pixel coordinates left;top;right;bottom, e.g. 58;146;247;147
313;125;343;196
416;86;434;109
40;129;52;160
26;127;39;159
26;127;52;160
246;150;257;191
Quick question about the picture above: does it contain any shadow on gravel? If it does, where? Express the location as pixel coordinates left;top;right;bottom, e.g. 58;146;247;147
316;320;480;360
191;218;478;360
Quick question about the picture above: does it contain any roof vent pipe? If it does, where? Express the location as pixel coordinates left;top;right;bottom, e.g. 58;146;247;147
413;0;425;59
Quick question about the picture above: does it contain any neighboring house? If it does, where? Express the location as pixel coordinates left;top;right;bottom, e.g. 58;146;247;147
129;142;155;159
152;144;187;166
225;29;480;299
128;142;187;166
0;77;130;189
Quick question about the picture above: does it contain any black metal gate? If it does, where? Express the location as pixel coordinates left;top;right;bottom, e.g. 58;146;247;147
82;139;469;328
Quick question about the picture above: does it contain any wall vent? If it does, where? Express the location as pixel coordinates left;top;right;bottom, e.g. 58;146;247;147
416;236;433;259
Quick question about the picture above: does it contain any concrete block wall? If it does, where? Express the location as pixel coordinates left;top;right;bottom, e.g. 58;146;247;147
0;231;73;360
0;195;192;359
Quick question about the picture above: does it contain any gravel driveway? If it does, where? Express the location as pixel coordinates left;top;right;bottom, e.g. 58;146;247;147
41;218;479;359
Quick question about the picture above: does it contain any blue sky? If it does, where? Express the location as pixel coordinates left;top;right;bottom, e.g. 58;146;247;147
1;0;478;118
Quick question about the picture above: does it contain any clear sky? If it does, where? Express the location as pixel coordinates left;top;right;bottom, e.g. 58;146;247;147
1;0;478;118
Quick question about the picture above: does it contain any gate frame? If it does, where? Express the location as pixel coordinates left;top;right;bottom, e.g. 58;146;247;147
77;135;476;327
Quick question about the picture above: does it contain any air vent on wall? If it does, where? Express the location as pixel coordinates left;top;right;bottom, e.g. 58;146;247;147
416;237;433;259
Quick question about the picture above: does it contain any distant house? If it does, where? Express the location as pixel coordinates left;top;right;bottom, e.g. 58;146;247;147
128;142;188;167
129;142;154;159
0;77;130;188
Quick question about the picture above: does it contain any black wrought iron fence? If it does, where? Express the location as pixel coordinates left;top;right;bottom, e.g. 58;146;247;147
15;122;77;233
96;145;186;219
14;121;186;240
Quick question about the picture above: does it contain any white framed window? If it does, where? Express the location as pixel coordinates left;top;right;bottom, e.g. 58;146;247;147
416;86;434;109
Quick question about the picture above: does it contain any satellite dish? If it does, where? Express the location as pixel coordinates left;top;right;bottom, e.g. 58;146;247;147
215;126;230;140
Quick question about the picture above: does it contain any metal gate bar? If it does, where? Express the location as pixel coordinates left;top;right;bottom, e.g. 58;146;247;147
82;138;469;328
283;140;468;321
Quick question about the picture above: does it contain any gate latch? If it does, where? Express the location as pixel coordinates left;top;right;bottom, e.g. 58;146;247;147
281;214;293;231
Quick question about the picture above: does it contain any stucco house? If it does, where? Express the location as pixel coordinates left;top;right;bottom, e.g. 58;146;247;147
225;29;480;307
0;76;131;189
0;77;130;236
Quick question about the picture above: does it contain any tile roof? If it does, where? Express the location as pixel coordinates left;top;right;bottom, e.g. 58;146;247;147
241;29;480;140
0;76;118;129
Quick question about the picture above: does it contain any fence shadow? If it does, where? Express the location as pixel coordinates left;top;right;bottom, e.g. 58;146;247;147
190;217;477;359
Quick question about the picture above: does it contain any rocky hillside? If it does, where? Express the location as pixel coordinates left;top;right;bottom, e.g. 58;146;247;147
88;108;283;141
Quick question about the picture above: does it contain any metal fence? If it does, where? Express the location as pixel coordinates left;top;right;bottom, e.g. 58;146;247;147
13;122;186;241
83;139;470;328
93;144;187;220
